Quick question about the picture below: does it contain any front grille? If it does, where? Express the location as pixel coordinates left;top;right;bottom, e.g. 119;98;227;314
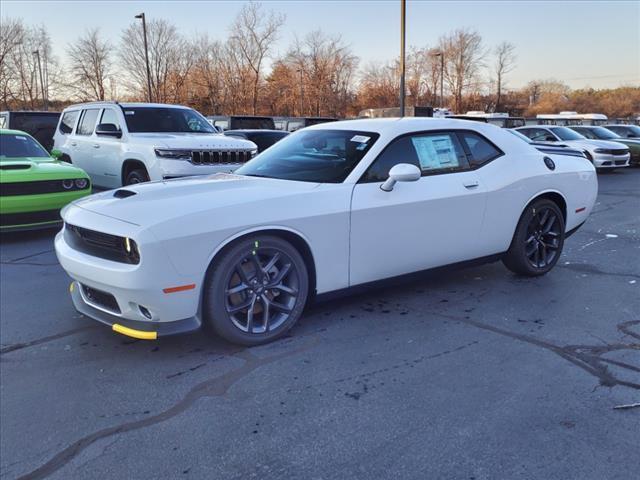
81;284;121;313
1;209;60;227
0;179;90;196
65;224;140;264
614;160;627;166
190;150;253;165
611;149;628;156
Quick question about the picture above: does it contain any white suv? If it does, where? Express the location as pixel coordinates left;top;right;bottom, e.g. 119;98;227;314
515;125;629;169
53;102;257;187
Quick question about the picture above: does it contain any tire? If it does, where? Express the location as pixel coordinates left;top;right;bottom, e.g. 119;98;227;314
502;199;565;277
203;235;309;346
124;168;149;185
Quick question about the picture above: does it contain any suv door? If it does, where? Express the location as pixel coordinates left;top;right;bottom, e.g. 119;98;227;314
93;108;125;188
349;130;487;286
73;108;101;185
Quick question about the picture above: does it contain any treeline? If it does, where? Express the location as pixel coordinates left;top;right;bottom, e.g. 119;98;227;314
1;2;638;118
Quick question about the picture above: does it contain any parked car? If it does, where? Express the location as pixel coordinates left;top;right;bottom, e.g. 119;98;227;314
515;126;630;169
569;126;640;166
207;115;275;131
450;114;526;128
53;102;257;188
223;129;289;153
1;129;90;231
0;111;61;152
277;117;338;132
56;118;597;345
602;124;640;139
506;129;587;158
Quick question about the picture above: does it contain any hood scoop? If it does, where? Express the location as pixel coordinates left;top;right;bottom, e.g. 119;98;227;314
113;189;137;198
0;163;31;170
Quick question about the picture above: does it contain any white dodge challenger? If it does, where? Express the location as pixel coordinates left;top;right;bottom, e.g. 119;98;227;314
55;118;598;345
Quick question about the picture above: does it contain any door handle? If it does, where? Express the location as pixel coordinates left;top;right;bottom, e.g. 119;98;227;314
70;142;77;147
463;181;479;189
93;144;100;149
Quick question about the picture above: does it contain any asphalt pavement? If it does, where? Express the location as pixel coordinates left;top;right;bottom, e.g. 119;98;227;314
1;168;639;480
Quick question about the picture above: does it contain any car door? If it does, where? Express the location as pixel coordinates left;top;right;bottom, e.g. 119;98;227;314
349;130;488;286
73;108;102;185
92;108;125;188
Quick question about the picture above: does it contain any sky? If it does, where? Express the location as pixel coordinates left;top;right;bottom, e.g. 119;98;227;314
3;0;640;90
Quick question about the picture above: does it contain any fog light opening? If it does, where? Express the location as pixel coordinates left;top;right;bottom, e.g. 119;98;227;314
139;305;153;319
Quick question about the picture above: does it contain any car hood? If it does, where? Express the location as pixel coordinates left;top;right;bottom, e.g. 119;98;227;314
127;133;257;150
71;173;320;226
0;158;87;181
564;139;629;151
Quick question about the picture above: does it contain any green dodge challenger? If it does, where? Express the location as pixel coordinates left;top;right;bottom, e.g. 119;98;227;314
1;129;91;231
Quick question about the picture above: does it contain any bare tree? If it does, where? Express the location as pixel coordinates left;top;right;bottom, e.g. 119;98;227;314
229;2;285;114
67;28;112;101
120;19;194;103
0;17;25;108
493;41;516;111
439;28;486;113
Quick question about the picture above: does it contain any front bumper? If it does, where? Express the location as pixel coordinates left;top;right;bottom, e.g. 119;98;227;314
592;153;630;168
55;217;203;338
70;281;200;338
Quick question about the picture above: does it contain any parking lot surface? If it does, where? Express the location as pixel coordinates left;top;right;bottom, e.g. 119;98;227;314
1;169;639;480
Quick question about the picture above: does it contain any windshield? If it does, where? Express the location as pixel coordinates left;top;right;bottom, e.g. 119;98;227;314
123;107;215;133
0;134;50;158
236;129;379;183
579;127;620;140
233;118;275;129
550;127;584;141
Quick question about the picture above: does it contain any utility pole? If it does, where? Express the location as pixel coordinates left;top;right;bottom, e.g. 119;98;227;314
135;13;153;103
431;51;444;109
33;50;47;110
399;0;406;117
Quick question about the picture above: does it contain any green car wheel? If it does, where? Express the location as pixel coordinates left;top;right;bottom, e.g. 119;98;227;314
0;129;91;232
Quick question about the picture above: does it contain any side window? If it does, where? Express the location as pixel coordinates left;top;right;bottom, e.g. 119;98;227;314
99;109;121;131
362;132;469;183
526;128;552;142
76;109;100;136
458;131;503;167
59;111;79;135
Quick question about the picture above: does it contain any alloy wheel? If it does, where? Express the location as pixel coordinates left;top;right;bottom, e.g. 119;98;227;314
224;247;300;334
525;207;562;268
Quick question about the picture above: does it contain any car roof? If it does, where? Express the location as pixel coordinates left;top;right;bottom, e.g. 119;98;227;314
0;128;31;136
63;102;191;110
306;117;509;136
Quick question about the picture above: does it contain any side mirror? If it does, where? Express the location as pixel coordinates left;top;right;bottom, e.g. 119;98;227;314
50;149;63;160
380;163;421;192
95;123;122;138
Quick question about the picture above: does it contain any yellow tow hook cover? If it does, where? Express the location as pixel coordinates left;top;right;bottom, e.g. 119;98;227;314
112;323;158;340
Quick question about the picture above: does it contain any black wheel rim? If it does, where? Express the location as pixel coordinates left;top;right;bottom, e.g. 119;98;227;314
224;246;300;334
525;207;562;268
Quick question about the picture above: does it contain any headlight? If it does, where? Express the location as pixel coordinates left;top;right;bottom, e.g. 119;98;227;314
594;148;610;154
250;149;258;157
74;178;89;189
155;149;192;159
122;237;140;263
62;179;74;189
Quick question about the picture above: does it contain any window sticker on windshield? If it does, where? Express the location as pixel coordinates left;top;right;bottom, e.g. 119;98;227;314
411;135;460;170
350;135;370;143
124;110;135;115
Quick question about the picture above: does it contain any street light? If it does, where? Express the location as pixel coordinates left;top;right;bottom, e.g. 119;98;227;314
431;51;444;109
135;12;153;103
399;0;406;117
32;50;47;110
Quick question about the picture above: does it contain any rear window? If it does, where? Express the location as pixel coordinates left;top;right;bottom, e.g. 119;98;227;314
458;131;503;167
59;111;79;134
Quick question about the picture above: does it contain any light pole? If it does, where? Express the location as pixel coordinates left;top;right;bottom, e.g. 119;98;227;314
32;50;47;110
296;68;304;116
399;0;406;117
135;13;153;103
431;51;444;109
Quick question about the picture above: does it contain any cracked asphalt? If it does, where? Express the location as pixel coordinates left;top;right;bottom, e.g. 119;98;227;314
1;169;639;480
